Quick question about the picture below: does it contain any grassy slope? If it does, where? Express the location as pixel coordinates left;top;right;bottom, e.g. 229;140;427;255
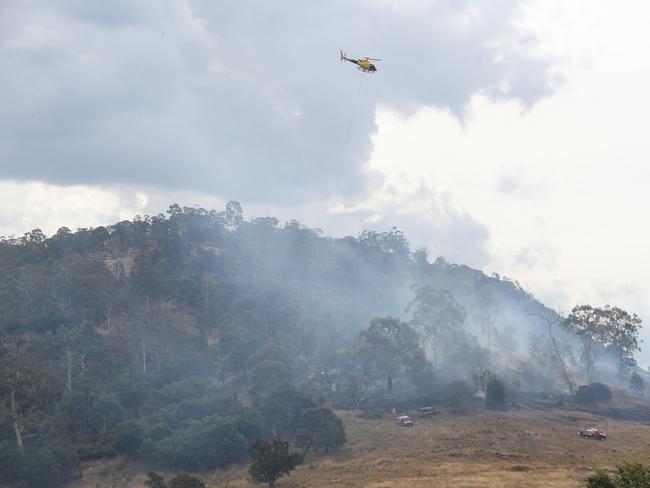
72;406;650;488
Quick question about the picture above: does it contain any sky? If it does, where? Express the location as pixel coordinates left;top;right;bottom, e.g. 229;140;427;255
1;1;649;366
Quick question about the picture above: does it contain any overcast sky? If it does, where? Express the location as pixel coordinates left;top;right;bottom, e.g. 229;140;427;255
1;0;649;366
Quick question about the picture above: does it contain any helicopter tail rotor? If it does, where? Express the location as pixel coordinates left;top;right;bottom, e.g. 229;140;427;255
340;50;346;62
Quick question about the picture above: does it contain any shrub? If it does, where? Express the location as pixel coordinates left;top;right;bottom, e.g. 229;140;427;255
144;416;248;470
145;471;167;488
576;383;613;404
75;442;117;461
169;473;206;488
584;470;616;488
584;463;650;487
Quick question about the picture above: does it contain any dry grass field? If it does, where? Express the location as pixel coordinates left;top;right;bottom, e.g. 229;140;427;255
74;406;650;488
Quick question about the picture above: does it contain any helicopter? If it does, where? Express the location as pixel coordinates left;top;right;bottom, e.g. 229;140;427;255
340;50;380;73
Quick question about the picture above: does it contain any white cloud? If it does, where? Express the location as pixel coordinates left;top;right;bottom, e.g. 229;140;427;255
0;181;149;237
347;0;650;366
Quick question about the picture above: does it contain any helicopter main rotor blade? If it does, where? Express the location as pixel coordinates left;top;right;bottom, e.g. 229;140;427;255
365;57;382;61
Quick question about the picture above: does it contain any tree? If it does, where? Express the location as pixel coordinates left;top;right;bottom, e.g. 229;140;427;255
0;352;57;449
255;384;314;438
565;305;609;382
530;311;576;396
356;317;421;394
249;439;303;487
225;200;244;230
294;406;346;455
407;286;465;372
600;306;643;377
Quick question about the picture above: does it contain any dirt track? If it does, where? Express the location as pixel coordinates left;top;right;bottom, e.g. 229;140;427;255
75;407;650;487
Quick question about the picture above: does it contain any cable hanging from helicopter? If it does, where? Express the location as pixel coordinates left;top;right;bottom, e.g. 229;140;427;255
333;50;381;195
340;50;381;73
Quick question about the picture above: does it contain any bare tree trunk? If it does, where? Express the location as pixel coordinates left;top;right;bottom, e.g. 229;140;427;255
105;308;112;333
431;337;438;372
142;337;147;374
532;312;575;397
585;338;593;383
66;350;73;390
10;390;24;450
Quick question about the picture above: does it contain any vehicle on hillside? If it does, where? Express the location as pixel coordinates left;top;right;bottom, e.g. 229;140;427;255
396;415;414;427
578;428;607;440
417;406;441;417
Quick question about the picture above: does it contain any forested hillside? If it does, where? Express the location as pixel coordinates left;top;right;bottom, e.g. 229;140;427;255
0;202;644;487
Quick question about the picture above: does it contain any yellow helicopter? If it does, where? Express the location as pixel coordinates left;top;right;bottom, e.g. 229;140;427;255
340;50;380;73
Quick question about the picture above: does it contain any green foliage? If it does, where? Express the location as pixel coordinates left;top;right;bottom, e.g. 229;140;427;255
143;416;247;470
255;384;314;438
615;463;650;487
486;375;507;409
576;383;613;404
294;406;346;454
356;317;422;395
249;439;303;487
584;471;617;488
406;284;480;380
584;464;650;488
109;421;145;457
